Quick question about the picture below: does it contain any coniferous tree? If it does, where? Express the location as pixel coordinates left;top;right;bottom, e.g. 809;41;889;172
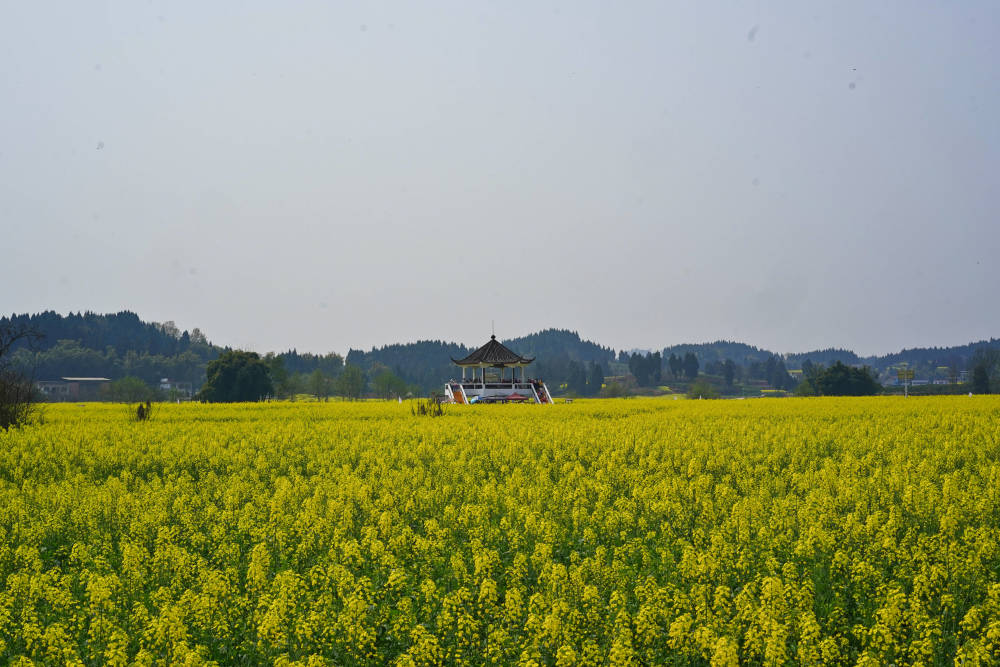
765;355;794;390
972;364;991;393
567;360;588;395
723;359;736;388
668;353;683;379
588;362;605;396
683;353;699;380
650;352;662;385
629;354;650;386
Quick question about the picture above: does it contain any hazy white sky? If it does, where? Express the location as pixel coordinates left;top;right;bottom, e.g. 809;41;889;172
3;1;998;356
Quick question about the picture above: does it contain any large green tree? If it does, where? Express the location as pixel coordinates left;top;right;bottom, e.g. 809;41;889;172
814;361;881;396
197;351;273;402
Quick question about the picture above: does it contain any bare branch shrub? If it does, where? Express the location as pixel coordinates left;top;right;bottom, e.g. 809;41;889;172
0;323;43;430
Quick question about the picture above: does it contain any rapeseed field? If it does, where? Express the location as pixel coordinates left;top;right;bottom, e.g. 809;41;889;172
1;397;998;665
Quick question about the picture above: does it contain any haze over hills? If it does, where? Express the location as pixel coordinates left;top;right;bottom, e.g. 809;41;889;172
3;311;998;393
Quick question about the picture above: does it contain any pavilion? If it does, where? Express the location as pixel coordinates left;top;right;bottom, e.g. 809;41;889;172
445;335;553;404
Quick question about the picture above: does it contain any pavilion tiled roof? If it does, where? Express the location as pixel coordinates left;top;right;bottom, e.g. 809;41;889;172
451;336;535;366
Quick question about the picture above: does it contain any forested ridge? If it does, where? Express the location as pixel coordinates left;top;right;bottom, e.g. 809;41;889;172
3;311;998;397
4;311;218;388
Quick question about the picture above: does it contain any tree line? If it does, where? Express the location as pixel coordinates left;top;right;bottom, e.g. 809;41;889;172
4;312;999;404
1;312;357;400
194;351;408;403
619;350;797;392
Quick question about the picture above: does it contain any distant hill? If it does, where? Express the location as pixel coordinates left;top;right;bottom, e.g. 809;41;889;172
865;339;1000;369
4;311;997;394
4;310;213;356
662;341;774;366
661;339;998;380
2;311;221;387
659;342;871;369
782;348;863;368
346;340;473;392
506;329;616;365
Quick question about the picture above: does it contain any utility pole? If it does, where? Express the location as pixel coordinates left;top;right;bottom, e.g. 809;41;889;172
897;368;914;397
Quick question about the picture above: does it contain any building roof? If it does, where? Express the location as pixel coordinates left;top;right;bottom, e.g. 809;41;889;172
451;335;535;366
61;377;111;382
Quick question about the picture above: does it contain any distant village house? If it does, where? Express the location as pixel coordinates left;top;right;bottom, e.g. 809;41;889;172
36;377;111;401
159;378;193;398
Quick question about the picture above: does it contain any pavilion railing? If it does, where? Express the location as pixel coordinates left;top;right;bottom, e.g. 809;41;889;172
461;383;535;390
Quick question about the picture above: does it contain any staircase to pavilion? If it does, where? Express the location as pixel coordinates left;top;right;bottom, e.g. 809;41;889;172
531;381;553;404
447;383;469;404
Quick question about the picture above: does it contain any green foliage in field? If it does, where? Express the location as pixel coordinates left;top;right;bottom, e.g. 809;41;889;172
0;398;998;664
197;351;274;403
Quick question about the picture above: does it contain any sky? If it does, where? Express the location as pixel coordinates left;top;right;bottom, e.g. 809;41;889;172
2;1;998;357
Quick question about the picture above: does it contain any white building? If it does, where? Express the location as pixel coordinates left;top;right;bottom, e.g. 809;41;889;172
159;378;193;398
